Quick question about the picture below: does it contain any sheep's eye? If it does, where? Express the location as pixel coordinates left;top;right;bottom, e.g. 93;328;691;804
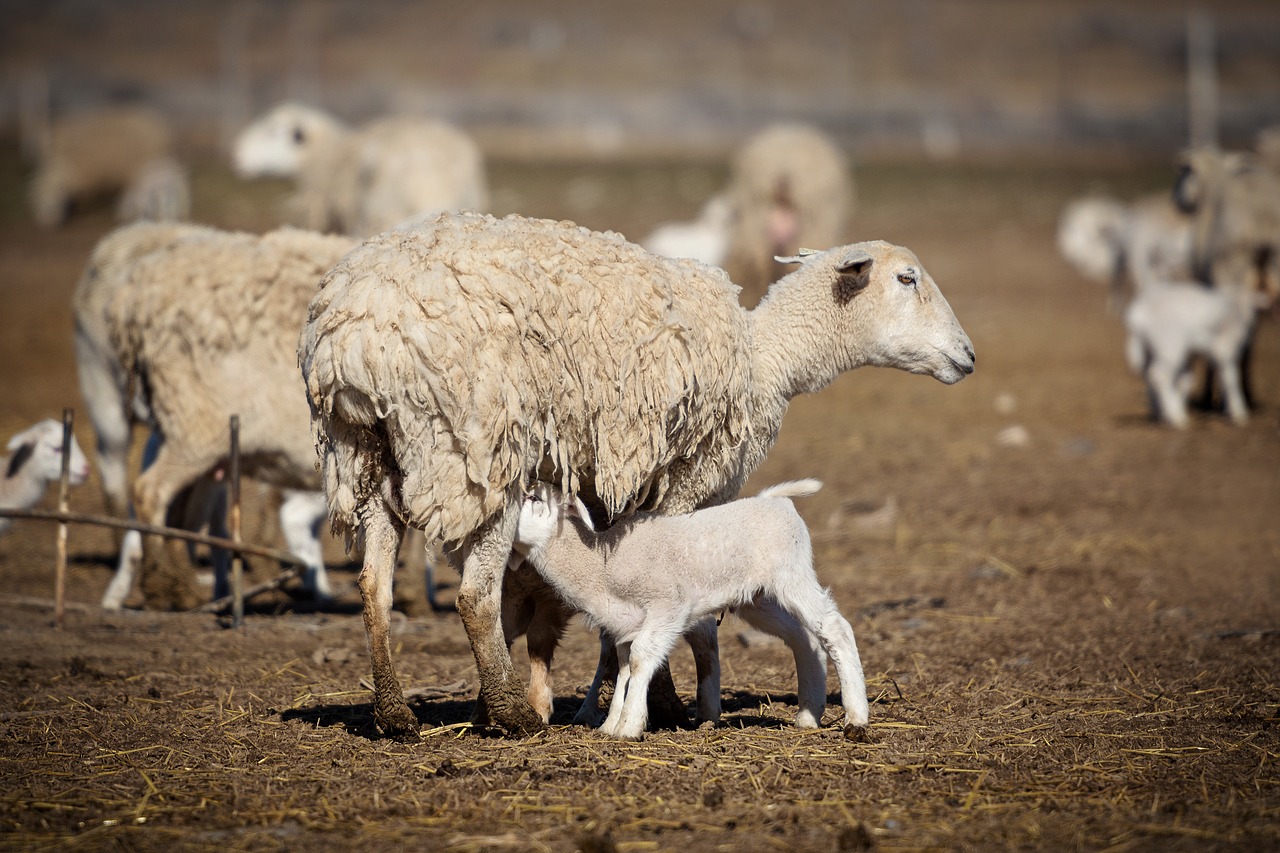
897;272;917;287
293;126;306;145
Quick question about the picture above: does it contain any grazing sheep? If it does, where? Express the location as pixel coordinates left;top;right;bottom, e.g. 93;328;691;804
1;420;90;535
511;479;866;740
300;211;973;739
233;102;489;236
30;105;179;228
104;225;357;609
1056;193;1192;307
722;123;853;302
1124;279;1264;429
640;194;733;267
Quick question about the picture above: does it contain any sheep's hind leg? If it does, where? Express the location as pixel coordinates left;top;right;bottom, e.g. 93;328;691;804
359;495;418;741
739;599;828;728
455;497;545;737
778;585;869;732
685;617;722;725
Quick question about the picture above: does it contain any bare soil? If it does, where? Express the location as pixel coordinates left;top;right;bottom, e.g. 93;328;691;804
0;149;1277;852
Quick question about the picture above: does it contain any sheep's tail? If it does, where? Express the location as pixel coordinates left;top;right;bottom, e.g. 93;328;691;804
757;479;822;499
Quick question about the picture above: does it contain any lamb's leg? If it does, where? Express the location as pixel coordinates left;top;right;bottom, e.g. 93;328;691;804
739;599;828;728
101;530;142;609
577;633;686;729
684;617;722;724
359;494;418;741
1148;358;1190;429
1216;354;1250;426
600;640;633;736
101;429;165;608
779;584;869;731
455;498;545;736
607;630;679;740
280;489;331;599
75;333;132;524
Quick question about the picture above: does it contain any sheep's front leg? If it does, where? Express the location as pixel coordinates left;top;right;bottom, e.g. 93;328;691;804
455;499;545;737
359;496;417;740
572;632;614;727
607;632;674;740
132;455;206;611
600;640;633;736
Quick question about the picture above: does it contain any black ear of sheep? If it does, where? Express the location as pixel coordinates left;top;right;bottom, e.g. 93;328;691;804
6;442;34;479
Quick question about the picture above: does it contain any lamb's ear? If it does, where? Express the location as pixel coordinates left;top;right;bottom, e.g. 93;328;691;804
6;442;34;479
565;495;596;532
833;248;874;304
774;247;822;265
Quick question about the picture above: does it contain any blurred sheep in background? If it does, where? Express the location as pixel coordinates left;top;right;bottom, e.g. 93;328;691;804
29;104;190;227
232;102;489;236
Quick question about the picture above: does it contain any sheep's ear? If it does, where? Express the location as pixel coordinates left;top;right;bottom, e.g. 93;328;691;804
774;247;822;265
6;442;34;479
833;249;874;304
835;248;874;276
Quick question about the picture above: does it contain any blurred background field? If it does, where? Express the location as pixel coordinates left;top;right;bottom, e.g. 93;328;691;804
0;2;1278;851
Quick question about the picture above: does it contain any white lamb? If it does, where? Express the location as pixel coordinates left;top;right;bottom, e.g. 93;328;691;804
640;194;733;267
233;102;489;236
1124;279;1264;428
1;420;90;535
511;479;868;740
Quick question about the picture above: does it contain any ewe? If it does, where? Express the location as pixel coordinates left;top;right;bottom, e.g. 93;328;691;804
233;102;488;236
301;211;973;739
1;420;90;535
512;480;868;740
100;226;355;608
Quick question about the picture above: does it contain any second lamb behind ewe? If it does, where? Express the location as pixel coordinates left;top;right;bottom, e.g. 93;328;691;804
1;420;90;535
511;479;868;740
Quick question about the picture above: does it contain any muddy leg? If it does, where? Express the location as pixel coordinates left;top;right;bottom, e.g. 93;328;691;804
359;495;417;740
455;498;545;737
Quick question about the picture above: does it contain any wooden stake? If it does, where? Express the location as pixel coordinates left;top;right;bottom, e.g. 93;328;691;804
229;415;244;628
53;408;73;630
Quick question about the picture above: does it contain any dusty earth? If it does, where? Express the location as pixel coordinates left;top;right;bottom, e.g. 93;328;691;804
0;147;1278;852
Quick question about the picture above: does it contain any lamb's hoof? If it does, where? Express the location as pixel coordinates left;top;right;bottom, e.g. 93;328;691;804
376;705;421;742
843;723;870;743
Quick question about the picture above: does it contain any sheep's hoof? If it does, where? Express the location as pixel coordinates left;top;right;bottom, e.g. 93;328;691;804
843;723;870;743
475;690;546;738
375;703;421;742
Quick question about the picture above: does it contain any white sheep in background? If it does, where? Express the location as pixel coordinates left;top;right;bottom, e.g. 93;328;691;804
1056;193;1192;307
512;479;867;740
0;420;90;535
722;123;853;302
640;194;733;267
301;211;972;739
97;225;357;609
233;102;489;236
1124;279;1264;429
30;105;186;228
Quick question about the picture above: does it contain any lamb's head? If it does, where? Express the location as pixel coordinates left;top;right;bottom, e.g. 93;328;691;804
5;419;90;486
232;103;346;179
771;241;974;387
513;483;594;556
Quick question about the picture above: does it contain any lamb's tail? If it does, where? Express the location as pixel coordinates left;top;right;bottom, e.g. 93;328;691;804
757;478;822;499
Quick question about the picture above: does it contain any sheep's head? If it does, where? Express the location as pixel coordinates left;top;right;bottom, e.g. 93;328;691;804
513;483;594;554
232;103;345;179
772;242;975;386
5;419;90;486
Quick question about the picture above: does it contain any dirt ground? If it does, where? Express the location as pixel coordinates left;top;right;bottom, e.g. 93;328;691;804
0;147;1278;852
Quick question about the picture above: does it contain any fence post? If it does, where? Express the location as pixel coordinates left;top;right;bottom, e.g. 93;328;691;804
229;415;244;628
53;408;73;630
